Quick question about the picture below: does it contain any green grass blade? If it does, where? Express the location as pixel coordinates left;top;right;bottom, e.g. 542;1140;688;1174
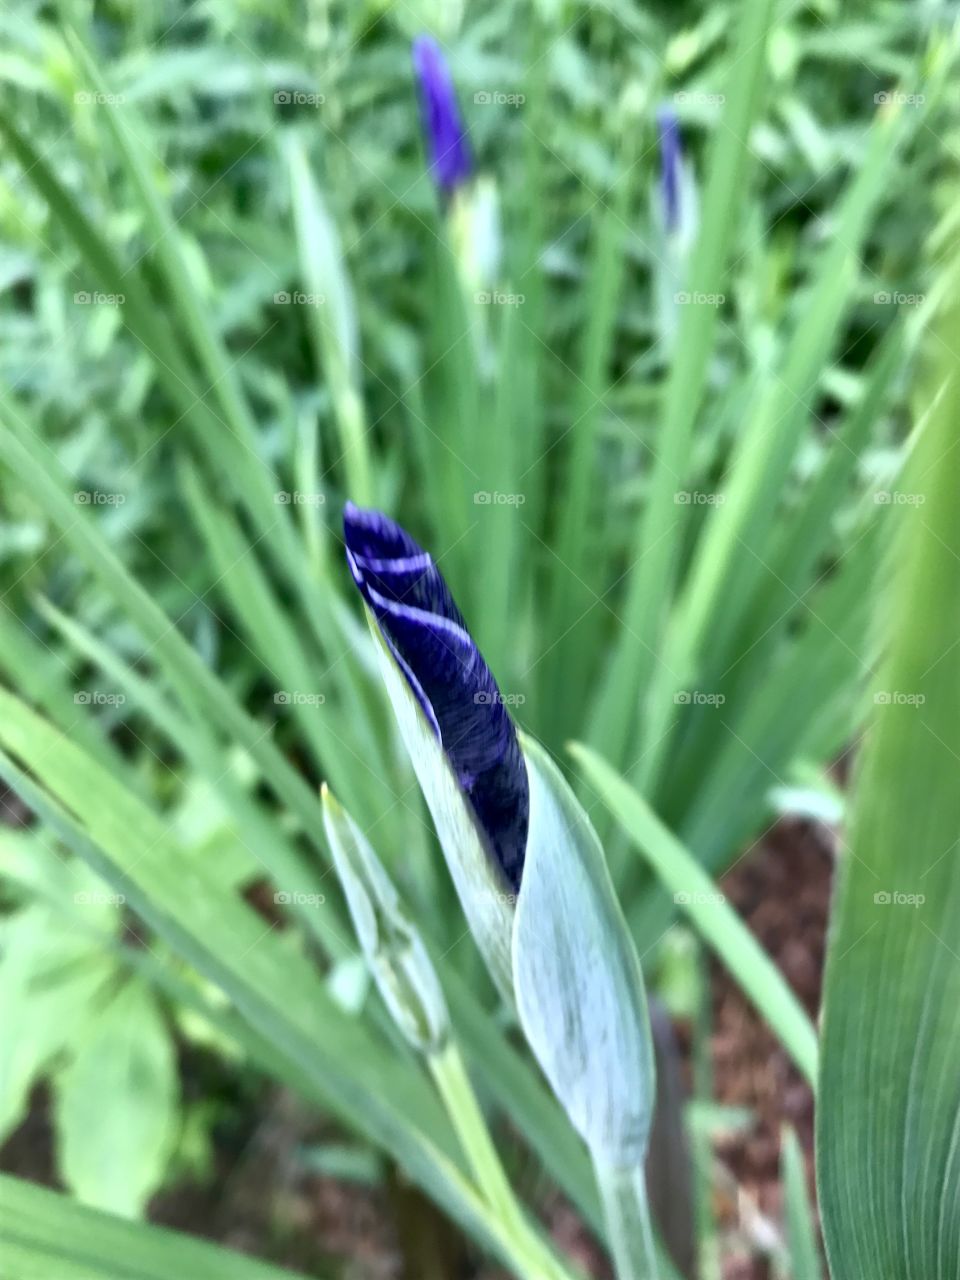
0;112;256;494
420;232;484;599
637;99;918;795
657;330;908;817
0;600;123;774
666;523;880;866
474;300;526;680
65;32;269;469
177;458;387;822
569;742;818;1086
682;113;905;638
735;326;906;664
285;133;373;505
781;1127;820;1279
816;270;960;1279
0;687;349;1005
542;159;638;739
0;104;334;668
589;0;777;769
0;411;335;881
35;596;353;955
664;383;931;873
0;1173;323;1280
624;516;881;955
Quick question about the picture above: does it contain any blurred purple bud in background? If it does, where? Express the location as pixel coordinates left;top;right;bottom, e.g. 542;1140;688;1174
412;34;473;194
656;106;682;234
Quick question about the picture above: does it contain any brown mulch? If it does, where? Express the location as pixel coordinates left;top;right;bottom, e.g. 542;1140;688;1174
710;819;834;1278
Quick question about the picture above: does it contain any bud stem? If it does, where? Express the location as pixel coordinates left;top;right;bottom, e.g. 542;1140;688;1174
429;1042;583;1280
594;1158;660;1280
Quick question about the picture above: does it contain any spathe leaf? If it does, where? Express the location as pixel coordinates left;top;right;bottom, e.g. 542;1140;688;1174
513;734;655;1168
367;618;516;1002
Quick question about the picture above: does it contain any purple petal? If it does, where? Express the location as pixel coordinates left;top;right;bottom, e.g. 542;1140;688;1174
344;503;527;890
412;35;473;193
656;106;682;234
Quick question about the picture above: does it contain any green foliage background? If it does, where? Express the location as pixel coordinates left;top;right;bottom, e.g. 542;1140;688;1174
0;1;957;1277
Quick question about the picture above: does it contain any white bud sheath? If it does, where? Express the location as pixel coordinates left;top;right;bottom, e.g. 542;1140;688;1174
322;786;449;1054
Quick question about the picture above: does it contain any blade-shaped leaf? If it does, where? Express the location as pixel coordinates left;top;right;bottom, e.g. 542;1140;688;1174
816;281;960;1276
781;1127;820;1280
0;1172;323;1280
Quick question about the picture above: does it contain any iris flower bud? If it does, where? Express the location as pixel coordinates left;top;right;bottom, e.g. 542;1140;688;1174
412;34;473;194
344;503;527;892
343;505;655;1183
656;106;682;235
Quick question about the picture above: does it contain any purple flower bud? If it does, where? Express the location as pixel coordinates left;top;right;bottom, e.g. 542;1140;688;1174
343;504;527;890
656;106;682;234
412;35;473;194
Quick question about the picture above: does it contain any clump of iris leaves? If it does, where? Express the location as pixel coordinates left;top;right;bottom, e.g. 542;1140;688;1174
0;4;958;1280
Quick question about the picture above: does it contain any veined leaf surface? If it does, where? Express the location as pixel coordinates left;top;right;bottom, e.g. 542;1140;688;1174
817;286;960;1277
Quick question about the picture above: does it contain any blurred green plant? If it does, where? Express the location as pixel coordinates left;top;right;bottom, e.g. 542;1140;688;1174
0;0;957;1276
